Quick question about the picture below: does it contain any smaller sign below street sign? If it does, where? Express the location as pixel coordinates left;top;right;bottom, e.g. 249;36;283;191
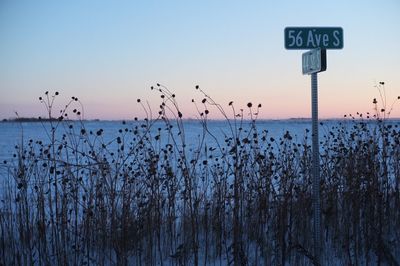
302;48;326;75
285;27;343;50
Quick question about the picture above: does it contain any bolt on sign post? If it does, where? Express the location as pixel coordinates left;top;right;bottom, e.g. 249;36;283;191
285;26;343;265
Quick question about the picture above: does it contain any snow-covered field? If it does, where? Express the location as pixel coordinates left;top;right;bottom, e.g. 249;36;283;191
0;118;399;265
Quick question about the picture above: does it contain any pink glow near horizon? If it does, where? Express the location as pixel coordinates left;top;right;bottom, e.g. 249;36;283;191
1;1;399;120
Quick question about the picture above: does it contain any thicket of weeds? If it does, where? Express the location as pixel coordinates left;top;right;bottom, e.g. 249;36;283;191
0;85;399;265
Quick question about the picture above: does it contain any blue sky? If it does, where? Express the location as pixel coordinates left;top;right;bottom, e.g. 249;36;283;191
1;0;399;119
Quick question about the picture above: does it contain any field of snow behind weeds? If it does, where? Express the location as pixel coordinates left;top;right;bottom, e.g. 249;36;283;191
1;89;399;265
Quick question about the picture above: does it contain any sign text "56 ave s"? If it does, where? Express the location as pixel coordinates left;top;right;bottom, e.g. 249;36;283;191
285;27;343;50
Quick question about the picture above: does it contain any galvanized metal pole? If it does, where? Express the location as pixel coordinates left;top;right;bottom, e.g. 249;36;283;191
311;72;321;265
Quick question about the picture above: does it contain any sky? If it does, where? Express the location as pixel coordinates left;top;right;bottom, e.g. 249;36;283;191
1;0;399;120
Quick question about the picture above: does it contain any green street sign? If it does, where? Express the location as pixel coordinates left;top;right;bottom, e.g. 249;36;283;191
285;27;343;50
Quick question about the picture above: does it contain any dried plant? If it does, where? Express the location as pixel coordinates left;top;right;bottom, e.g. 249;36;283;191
0;87;399;265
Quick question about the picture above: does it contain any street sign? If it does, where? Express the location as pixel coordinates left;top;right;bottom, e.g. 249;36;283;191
284;25;344;265
285;27;343;49
302;48;326;75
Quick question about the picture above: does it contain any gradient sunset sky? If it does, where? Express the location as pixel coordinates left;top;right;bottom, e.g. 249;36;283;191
1;0;399;120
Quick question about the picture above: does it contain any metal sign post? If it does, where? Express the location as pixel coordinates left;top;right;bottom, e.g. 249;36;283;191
311;72;321;265
285;26;343;265
303;48;326;266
